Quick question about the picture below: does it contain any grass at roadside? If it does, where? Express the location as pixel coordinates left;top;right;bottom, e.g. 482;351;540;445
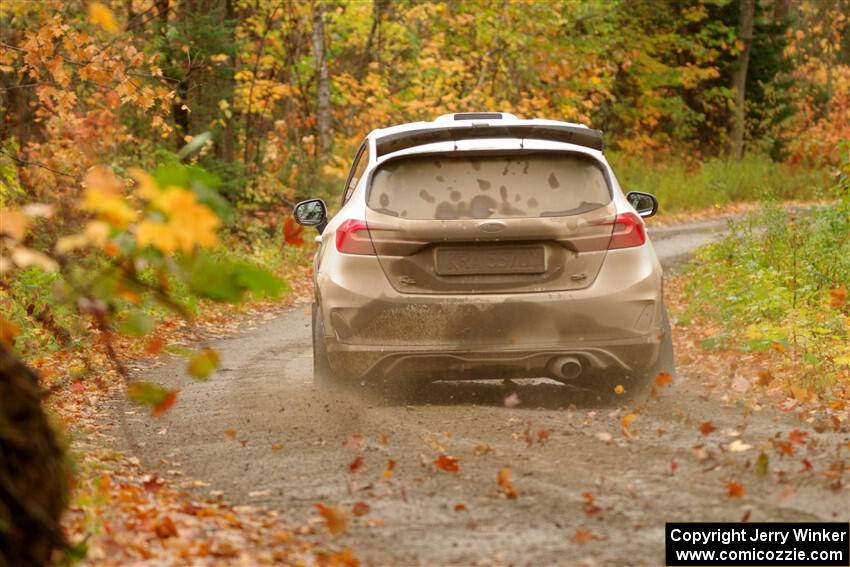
676;161;849;397
609;152;831;214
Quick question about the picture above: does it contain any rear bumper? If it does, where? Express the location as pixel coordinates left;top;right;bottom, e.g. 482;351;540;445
317;246;664;380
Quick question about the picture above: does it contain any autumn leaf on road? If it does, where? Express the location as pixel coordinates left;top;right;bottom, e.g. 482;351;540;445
315;503;348;535
654;372;673;388
726;481;745;498
434;455;459;473
497;467;518;499
349;455;364;473
582;492;601;517
382;459;396;480
574;527;602;544
153;515;178;539
224;428;237;440
699;421;717;436
351;501;370;517
755;452;769;477
788;429;808;446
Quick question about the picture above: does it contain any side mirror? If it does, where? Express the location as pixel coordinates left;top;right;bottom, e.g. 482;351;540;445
293;199;328;232
625;191;658;218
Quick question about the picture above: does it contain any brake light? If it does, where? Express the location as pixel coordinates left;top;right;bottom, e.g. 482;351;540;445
335;219;376;255
606;212;646;249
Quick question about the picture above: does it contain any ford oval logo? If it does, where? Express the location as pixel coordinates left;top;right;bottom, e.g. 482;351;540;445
478;221;506;233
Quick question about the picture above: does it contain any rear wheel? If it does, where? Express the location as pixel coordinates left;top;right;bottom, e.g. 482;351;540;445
312;304;339;388
591;307;675;403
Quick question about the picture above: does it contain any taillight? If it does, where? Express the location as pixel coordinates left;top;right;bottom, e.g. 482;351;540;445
335;219;376;255
606;212;646;249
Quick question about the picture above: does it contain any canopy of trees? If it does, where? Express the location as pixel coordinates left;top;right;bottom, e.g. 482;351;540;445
1;0;848;210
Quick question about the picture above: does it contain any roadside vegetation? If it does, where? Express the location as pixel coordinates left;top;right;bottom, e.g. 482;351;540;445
681;142;850;396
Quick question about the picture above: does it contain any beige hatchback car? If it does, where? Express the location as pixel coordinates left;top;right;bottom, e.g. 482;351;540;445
294;112;673;396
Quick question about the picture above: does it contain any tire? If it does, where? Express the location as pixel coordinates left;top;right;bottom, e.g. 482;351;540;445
591;306;675;403
311;303;338;388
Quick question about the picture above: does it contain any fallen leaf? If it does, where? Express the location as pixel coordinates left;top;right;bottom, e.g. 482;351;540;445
774;440;794;457
574;527;601;544
153;516;178;539
582;492;601;517
224;428;237;440
537;429;551;444
343;434;366;449
351;501;370;517
731;375;751;393
503;392;520;408
755;369;774;387
727;439;752;453
315;503;348;535
801;458;813;472
145;335;165;355
349;455;364;473
474;444;494;456
434;455;459;473
699;421;717;436
621;413;638;429
671;461;678;474
726;481;745;498
271;443;284;451
788;429;808;446
382;459;396;480
614;384;625;395
595;431;613;444
326;549;358;566
755;452;769;477
454;503;467;512
654;372;673;388
497;467;518;499
741;509;751;523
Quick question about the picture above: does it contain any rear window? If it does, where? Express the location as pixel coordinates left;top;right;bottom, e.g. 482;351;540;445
367;153;610;220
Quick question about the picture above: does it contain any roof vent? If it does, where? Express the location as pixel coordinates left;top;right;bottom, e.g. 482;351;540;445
435;112;517;122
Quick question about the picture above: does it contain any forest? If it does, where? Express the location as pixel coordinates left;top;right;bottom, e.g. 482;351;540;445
0;0;848;565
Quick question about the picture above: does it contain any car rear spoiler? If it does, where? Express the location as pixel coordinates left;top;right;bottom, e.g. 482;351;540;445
375;123;604;157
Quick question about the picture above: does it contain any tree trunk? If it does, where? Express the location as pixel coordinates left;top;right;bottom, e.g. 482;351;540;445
729;0;755;159
312;1;331;154
0;346;69;567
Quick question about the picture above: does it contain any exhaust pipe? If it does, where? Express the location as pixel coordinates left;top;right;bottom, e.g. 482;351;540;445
548;356;583;381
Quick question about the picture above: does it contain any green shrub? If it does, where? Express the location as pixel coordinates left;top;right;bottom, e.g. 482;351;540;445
682;149;850;388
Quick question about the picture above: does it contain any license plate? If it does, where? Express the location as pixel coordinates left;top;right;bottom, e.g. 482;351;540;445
435;246;545;276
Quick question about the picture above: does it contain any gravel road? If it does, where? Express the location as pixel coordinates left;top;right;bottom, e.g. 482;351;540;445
119;219;848;566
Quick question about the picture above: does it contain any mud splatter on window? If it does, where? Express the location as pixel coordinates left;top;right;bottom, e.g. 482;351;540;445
368;153;609;219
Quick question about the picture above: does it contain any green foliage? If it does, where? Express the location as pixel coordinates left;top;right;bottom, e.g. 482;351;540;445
609;152;830;213
683;152;850;387
187;252;288;303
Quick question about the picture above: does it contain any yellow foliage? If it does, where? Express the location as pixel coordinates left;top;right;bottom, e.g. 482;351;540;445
88;2;119;33
82;166;138;228
138;187;220;253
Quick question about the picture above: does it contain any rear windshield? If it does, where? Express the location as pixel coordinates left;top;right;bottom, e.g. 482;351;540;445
367;153;610;220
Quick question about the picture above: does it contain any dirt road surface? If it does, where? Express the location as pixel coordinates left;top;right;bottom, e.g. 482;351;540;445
119;219;849;566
